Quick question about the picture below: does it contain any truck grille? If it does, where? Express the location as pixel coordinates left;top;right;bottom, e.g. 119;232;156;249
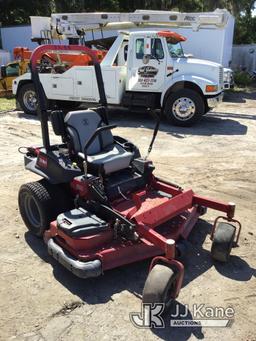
219;67;223;84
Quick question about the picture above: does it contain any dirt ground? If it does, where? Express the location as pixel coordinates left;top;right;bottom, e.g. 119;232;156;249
0;92;255;341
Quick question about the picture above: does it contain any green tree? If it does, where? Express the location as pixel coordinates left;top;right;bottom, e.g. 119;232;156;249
0;0;53;25
0;0;255;43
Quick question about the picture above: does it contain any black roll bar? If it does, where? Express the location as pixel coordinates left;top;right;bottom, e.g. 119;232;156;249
30;44;108;151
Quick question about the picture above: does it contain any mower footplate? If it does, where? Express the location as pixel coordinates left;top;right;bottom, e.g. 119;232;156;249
47;238;102;279
57;208;109;238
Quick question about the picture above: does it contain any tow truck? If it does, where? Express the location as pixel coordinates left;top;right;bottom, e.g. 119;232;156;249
0;46;106;98
13;10;225;126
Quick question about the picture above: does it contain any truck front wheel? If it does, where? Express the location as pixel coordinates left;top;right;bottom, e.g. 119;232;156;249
17;83;38;115
164;89;205;126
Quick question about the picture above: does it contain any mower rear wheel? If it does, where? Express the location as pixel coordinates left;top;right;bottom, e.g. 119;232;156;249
211;222;235;262
18;180;73;237
142;264;177;309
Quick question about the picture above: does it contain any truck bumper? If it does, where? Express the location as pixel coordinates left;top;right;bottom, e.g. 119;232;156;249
224;81;234;90
207;92;223;108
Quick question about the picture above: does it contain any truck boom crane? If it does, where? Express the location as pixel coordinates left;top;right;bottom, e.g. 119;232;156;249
31;9;231;40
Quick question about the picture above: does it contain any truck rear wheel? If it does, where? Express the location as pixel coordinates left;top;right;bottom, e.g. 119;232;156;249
164;89;205;126
17;83;38;115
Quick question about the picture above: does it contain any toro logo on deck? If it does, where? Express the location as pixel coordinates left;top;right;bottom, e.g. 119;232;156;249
138;66;158;78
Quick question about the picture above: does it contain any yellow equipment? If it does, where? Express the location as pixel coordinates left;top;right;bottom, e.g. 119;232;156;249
0;49;29;97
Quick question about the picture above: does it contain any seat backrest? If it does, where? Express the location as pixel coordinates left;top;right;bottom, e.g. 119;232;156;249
51;110;66;137
64;109;113;155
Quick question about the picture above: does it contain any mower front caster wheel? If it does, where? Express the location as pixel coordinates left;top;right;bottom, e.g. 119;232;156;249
211;222;235;262
18;180;73;237
142;264;177;310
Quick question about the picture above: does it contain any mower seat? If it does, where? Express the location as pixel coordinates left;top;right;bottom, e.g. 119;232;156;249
64;109;133;174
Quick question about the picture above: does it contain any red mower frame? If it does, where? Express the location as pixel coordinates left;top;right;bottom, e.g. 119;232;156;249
45;173;240;299
20;44;242;305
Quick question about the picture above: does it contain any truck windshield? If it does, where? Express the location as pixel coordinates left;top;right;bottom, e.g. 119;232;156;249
166;38;184;58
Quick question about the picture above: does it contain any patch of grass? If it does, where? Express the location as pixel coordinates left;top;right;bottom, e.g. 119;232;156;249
0;97;16;111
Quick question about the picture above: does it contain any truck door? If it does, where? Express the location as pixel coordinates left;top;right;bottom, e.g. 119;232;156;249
127;36;166;92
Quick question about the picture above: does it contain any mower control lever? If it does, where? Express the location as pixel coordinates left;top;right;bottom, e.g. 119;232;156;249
88;182;108;204
83;124;117;160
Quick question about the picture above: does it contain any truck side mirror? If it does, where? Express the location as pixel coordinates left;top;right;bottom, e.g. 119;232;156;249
144;37;151;53
142;55;150;64
143;37;151;64
0;65;6;78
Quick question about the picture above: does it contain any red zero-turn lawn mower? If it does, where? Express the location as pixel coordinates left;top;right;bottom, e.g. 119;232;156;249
18;45;242;309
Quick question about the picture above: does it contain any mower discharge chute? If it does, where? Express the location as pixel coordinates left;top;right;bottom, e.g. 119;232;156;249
18;44;241;309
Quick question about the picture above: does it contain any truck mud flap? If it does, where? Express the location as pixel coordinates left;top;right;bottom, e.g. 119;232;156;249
47;238;102;279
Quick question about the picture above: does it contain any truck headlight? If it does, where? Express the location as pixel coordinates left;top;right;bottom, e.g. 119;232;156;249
223;69;233;84
223;71;231;83
205;85;218;92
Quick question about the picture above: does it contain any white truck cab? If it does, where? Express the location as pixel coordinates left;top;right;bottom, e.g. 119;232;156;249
13;20;224;126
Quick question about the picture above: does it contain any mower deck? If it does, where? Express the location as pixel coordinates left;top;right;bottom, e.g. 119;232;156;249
44;175;236;278
19;44;242;307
